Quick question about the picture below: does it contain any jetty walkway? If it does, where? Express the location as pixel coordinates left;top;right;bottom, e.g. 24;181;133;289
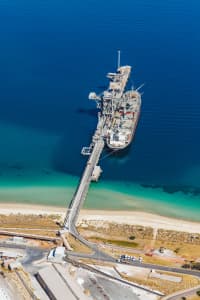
62;120;105;233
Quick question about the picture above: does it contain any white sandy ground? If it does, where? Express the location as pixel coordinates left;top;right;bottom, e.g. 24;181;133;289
0;203;200;234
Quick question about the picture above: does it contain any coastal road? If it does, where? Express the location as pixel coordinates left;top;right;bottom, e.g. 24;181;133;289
67;251;200;278
130;261;200;278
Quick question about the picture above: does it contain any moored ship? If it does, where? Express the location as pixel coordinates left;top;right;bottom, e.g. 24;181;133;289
106;89;141;150
89;51;142;151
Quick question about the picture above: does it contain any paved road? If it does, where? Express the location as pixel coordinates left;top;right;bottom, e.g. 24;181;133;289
67;251;200;278
0;242;47;274
130;261;200;278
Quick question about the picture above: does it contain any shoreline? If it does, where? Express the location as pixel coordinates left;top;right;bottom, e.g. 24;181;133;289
0;203;200;234
1;181;200;223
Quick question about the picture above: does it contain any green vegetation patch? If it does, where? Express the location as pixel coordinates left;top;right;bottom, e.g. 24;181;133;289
90;237;139;248
196;290;200;296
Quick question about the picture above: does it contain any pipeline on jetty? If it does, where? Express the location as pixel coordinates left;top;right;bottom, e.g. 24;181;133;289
63;117;105;232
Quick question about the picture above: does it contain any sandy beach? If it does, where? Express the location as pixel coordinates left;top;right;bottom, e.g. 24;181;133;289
0;202;200;234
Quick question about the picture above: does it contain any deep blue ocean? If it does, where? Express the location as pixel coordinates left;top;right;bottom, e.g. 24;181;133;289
0;0;200;218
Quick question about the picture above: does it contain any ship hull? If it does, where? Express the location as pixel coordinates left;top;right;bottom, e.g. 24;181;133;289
106;107;141;150
106;89;141;150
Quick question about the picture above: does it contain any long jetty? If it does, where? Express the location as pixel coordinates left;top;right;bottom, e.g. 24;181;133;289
62;117;105;233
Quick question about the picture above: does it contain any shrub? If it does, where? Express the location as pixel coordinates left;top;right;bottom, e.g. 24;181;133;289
174;248;180;254
196;290;200;296
129;236;136;240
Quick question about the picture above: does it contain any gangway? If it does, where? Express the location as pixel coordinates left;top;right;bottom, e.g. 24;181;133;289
81;146;93;156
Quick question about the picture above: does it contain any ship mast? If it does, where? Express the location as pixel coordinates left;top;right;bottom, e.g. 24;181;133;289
117;50;121;69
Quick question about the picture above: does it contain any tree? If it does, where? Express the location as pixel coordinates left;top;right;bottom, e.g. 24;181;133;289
174;247;180;254
196;290;200;296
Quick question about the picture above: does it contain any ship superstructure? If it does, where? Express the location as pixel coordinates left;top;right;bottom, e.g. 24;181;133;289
89;51;141;150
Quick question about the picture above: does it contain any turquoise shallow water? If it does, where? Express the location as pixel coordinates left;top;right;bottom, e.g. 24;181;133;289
0;0;200;221
1;179;200;222
1;168;200;222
